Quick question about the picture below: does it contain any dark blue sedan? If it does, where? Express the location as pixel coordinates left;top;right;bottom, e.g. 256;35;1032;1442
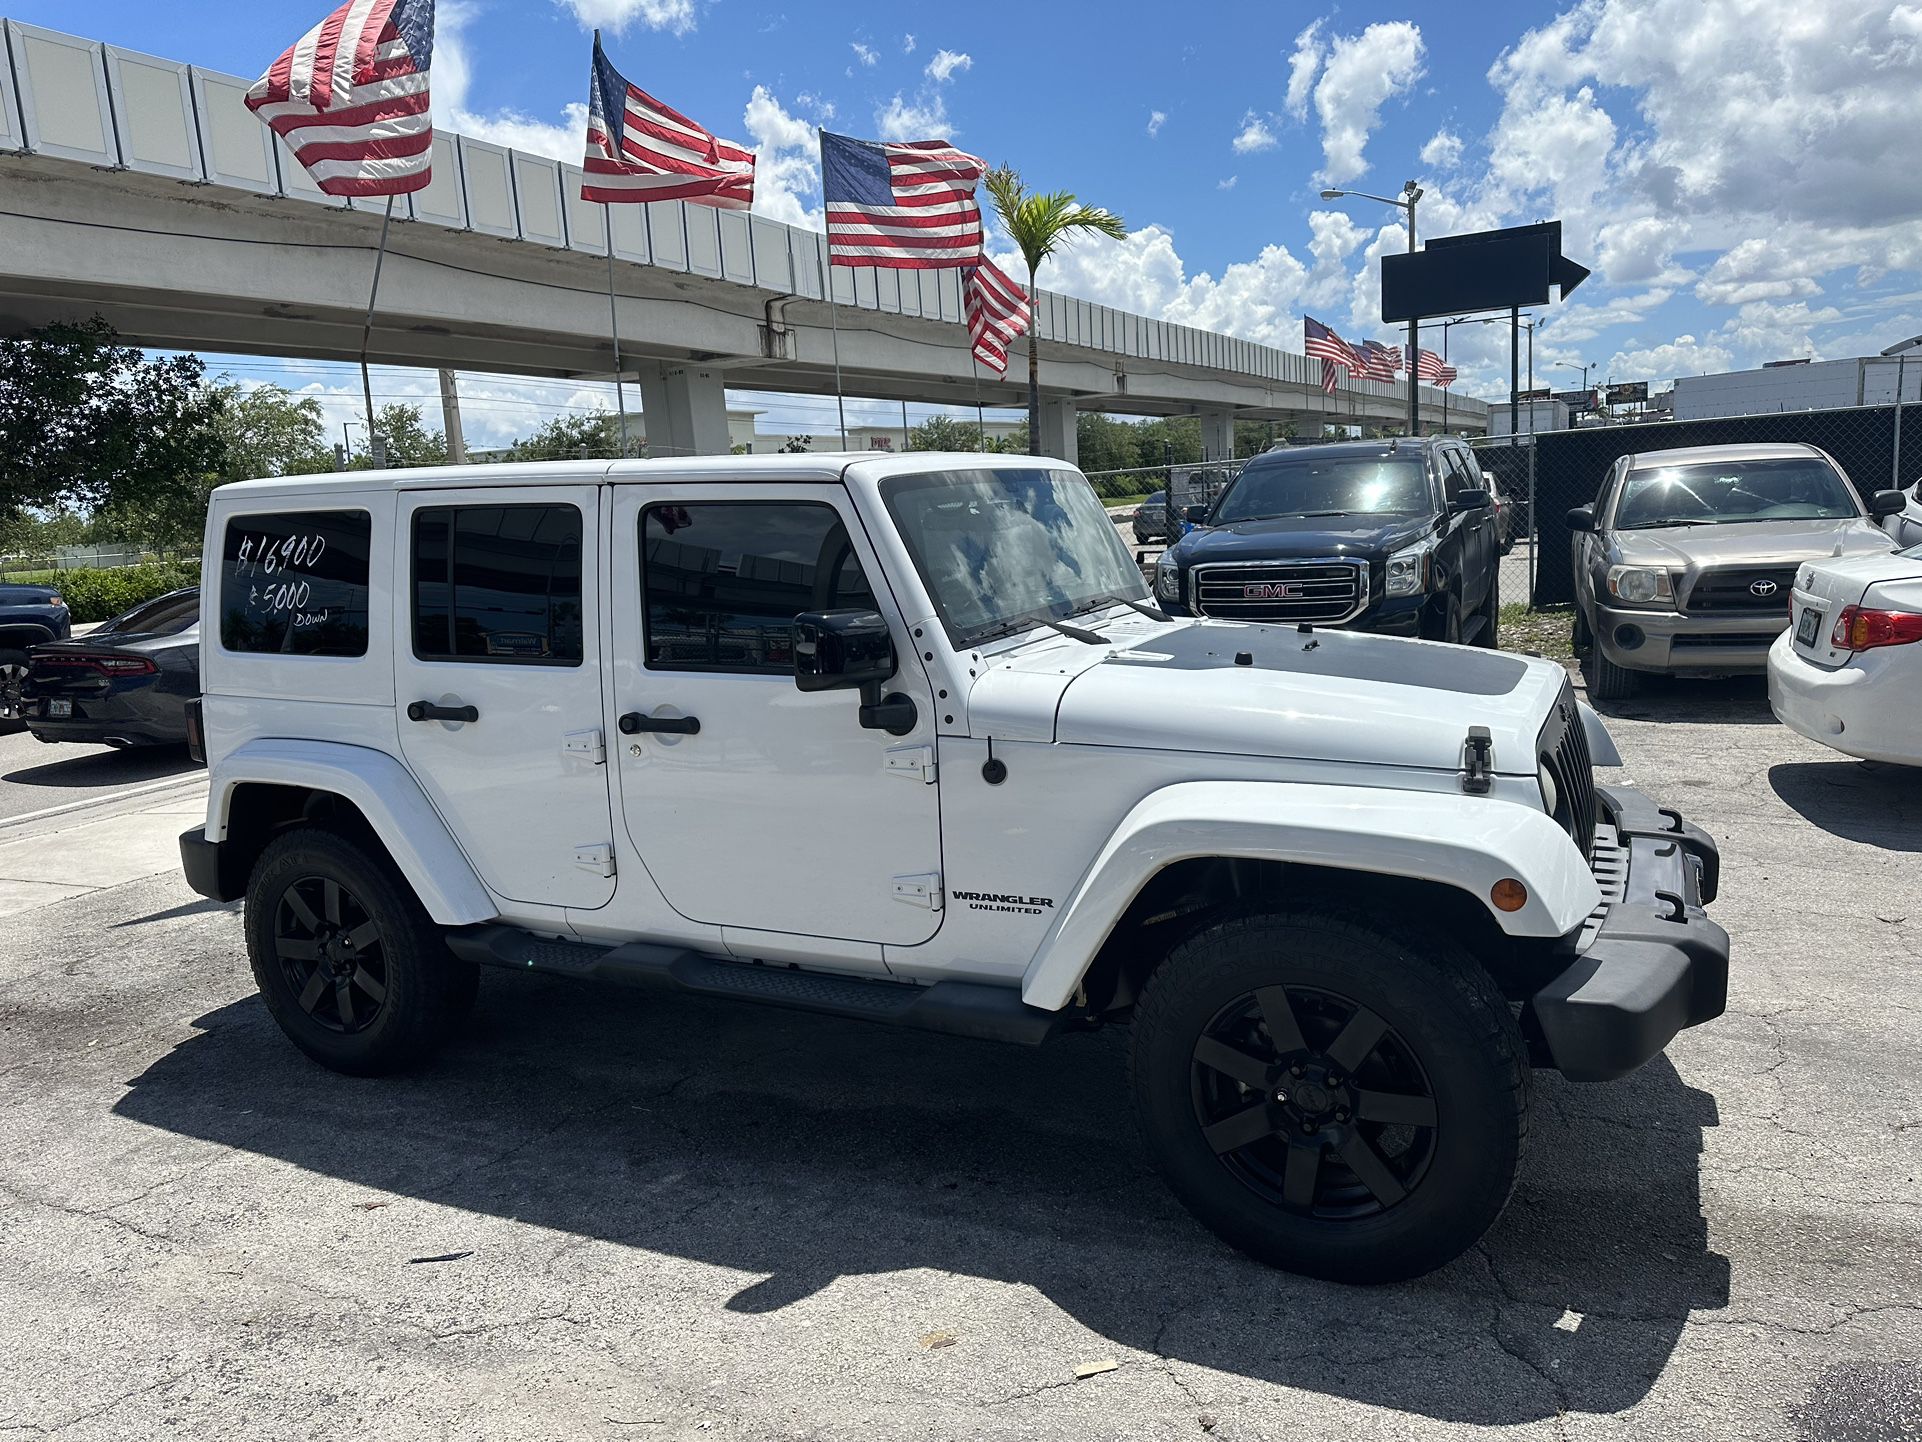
23;587;201;748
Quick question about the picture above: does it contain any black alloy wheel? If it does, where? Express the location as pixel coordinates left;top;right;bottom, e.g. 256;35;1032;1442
272;874;389;1034
1191;984;1437;1217
0;651;27;722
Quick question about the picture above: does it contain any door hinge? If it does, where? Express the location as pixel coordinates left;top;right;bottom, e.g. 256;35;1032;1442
885;743;937;783
575;843;616;878
892;872;943;909
564;728;606;765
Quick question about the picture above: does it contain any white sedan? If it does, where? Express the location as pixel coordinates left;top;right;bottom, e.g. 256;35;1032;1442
1769;544;1922;764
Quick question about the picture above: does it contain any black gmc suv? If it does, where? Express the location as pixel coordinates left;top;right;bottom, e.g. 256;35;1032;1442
1151;436;1502;645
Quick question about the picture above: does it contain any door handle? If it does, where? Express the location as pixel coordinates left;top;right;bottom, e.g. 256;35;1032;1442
619;711;700;735
407;701;479;723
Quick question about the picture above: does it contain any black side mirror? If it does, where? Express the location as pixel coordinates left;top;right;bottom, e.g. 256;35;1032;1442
1183;504;1210;524
1869;489;1906;518
794;609;896;691
1566;504;1597;533
1451;488;1493;513
793;609;917;735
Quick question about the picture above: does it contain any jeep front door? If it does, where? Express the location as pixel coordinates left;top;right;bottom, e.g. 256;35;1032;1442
392;486;616;911
608;484;943;947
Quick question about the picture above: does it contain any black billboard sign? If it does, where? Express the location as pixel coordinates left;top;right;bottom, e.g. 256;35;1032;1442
1607;380;1650;404
1380;220;1591;323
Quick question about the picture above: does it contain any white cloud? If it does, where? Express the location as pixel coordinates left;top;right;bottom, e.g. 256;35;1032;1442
1147;110;1167;139
1313;21;1425;184
1285;20;1324;121
851;42;878;66
1603;334;1734;385
1217;176;1238;191
925;49;972;83
1232;111;1277;154
557;0;695;36
1695;240;1826;306
876;93;948;142
743;86;819;229
1419;129;1463;170
432;3;585;162
902;33;917;53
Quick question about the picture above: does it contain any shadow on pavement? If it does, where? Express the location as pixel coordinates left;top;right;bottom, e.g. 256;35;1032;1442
2;742;198;789
1769;760;1922;853
115;978;1728;1424
1587;673;1777;726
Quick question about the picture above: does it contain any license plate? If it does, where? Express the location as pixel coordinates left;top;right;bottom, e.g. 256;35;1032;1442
45;699;72;718
1795;604;1823;646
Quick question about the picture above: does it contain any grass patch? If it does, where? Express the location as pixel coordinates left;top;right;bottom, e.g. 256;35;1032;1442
1101;491;1158;510
1500;602;1575;661
1;568;57;586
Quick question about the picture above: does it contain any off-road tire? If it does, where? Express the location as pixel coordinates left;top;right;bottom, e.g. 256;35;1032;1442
1129;907;1530;1284
1581;639;1640;702
245;826;473;1075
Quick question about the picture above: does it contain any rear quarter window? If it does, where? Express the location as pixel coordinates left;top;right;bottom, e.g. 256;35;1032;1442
220;510;373;656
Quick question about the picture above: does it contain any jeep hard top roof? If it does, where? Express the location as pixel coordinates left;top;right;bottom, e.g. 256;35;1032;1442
210;451;1080;502
1249;437;1449;464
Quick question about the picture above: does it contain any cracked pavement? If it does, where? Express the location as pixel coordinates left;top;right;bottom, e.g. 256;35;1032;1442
1;673;1919;1439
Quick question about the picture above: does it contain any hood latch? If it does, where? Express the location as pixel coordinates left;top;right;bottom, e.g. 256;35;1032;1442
1460;726;1494;795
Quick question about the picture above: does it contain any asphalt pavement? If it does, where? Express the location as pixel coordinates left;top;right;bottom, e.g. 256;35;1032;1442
0;724;200;822
1;671;1919;1440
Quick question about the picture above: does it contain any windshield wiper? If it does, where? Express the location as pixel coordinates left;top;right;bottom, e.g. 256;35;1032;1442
1624;519;1713;529
971;613;1110;646
1038;618;1110;645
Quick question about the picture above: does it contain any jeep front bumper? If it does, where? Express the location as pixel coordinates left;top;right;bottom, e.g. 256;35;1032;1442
1527;784;1729;1082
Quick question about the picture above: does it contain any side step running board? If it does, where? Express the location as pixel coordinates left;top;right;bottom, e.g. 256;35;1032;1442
445;924;1074;1047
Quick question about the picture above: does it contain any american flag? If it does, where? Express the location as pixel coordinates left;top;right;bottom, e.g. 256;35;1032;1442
1357;340;1403;382
581;33;754;208
1406;345;1457;386
820;131;987;269
246;0;435;198
1304;316;1362;395
964;260;1030;374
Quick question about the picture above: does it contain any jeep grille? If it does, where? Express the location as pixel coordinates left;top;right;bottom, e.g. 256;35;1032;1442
1536;680;1597;863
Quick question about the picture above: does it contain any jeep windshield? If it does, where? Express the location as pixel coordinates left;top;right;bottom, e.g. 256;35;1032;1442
1614;459;1860;529
1211;455;1429;523
882;467;1149;646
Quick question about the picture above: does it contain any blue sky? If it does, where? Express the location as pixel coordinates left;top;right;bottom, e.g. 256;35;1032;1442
12;0;1922;448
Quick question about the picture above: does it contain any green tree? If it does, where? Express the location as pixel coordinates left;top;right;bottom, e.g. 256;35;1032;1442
0;317;225;525
1074;413;1145;475
982;168;1126;456
779;435;813;453
364;403;447;468
504;412;621;462
211;382;332;481
907;414;986;451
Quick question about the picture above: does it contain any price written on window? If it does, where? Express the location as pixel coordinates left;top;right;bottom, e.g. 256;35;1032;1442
234;531;330;625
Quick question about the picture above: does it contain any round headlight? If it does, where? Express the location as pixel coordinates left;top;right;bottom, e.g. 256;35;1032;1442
1538;762;1559;818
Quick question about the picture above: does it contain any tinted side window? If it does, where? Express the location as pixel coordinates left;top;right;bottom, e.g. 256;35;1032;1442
412;504;584;665
643;502;876;672
221;510;372;656
109;591;199;637
1438;449;1472;501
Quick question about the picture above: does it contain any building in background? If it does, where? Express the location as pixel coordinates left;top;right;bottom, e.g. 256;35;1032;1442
1672;354;1922;421
835;417;1026;453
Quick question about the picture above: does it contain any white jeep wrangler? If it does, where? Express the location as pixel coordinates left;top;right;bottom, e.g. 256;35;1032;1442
181;454;1727;1283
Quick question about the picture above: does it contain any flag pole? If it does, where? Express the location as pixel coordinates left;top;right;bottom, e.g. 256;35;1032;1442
970;352;986;450
604;203;629;457
357;194;397;461
819;247;848;448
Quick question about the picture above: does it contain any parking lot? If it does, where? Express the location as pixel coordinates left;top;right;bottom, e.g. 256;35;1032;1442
1;667;1918;1441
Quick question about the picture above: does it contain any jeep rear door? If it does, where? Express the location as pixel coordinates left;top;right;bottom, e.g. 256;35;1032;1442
606;482;943;948
391;484;616;911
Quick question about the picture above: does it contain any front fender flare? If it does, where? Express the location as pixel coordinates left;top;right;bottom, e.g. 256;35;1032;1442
208;738;495;925
1020;780;1601;1012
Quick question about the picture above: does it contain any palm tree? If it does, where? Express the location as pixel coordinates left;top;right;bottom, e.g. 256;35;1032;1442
983;167;1126;456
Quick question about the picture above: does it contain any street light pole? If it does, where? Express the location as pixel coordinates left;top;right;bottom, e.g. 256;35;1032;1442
1322;180;1423;436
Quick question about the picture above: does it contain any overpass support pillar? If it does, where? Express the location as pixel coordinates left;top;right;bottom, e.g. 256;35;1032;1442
1037;398;1078;465
637;363;731;458
1200;409;1234;462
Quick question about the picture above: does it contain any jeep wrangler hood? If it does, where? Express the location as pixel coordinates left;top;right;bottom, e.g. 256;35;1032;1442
969;619;1567;775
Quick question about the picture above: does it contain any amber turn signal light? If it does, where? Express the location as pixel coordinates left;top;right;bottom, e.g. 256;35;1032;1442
1490;878;1528;912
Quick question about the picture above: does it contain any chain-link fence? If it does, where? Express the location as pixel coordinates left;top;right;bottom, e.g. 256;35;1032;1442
1474;398;1921;609
1083;460;1247;549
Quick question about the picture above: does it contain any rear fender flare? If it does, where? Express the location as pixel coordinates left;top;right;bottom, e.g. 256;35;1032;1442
209;737;494;925
1020;780;1600;1012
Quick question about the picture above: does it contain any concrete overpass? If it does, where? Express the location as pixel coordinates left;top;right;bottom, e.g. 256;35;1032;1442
0;18;1487;460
